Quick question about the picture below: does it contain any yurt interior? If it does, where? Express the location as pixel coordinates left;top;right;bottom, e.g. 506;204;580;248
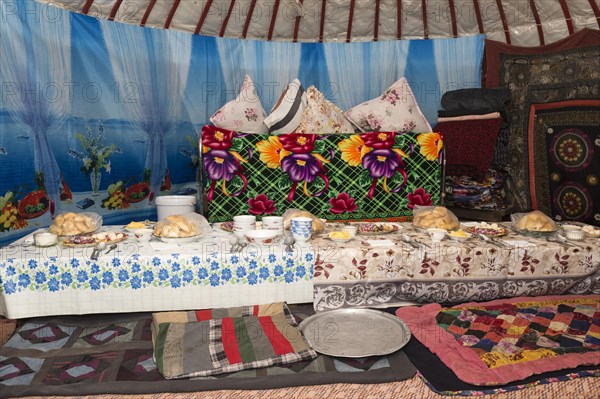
0;1;599;398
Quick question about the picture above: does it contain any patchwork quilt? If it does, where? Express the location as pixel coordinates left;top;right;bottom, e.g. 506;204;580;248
396;295;600;386
201;127;444;222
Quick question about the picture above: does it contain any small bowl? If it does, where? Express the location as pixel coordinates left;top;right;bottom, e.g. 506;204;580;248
245;229;281;245
133;228;154;242
427;228;446;242
34;231;58;247
562;225;585;241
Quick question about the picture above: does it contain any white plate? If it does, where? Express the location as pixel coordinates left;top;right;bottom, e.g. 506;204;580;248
447;232;473;241
154;234;201;243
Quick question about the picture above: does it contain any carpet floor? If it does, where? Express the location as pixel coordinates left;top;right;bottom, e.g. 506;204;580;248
1;318;598;399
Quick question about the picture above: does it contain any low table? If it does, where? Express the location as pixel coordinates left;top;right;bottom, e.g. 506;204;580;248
0;227;313;319
311;223;600;310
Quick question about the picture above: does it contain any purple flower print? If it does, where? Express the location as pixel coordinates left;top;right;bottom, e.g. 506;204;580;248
281;153;321;183
362;149;400;179
204;150;238;181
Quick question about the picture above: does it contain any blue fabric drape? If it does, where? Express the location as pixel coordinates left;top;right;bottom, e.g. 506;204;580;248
0;2;71;213
100;20;192;201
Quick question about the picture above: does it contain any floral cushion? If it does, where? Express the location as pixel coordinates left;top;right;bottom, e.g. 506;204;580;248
210;74;268;134
264;79;307;134
345;77;431;134
294;86;356;134
203;129;444;222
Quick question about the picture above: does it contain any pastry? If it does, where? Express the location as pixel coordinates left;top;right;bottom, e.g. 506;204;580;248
514;210;556;232
155;215;199;238
49;212;98;236
413;206;459;231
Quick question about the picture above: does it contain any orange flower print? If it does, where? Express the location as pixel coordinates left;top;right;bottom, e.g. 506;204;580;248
417;132;443;161
256;136;290;169
338;135;371;166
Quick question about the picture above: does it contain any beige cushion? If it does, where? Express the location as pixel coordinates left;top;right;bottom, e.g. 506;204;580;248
210;74;268;133
294;86;356;134
345;77;431;133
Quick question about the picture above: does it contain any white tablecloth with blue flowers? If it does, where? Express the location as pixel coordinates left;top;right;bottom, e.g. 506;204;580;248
0;227;314;319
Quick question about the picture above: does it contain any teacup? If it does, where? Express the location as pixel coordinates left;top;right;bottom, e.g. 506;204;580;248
291;217;313;242
234;215;256;225
341;225;357;237
262;216;284;233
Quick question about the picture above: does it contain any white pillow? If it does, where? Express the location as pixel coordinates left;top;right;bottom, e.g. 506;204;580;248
345;77;431;133
294;86;356;134
210;74;268;133
264;79;307;134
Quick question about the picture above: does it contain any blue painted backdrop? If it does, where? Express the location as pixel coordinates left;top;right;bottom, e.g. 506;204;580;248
0;0;483;245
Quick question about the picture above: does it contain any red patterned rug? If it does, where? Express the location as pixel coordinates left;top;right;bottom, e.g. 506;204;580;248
396;295;600;386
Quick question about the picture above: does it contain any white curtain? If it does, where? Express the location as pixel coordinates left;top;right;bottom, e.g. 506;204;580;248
323;40;410;110
216;38;302;109
433;34;484;95
0;2;71;212
101;21;192;199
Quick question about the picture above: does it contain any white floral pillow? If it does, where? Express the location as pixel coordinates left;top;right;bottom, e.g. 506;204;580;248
345;77;431;133
210;74;268;134
294;86;356;134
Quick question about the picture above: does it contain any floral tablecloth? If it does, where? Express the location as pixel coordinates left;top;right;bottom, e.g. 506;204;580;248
311;223;600;311
0;227;314;319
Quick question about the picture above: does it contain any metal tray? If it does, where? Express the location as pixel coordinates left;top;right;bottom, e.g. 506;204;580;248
298;308;411;358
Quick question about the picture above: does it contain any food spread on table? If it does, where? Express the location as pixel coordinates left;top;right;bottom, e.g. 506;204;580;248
48;212;101;236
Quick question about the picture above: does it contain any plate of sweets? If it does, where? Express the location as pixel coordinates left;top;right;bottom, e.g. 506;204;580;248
447;229;473;241
220;221;234;232
357;223;400;235
463;222;509;237
124;220;155;232
62;231;128;247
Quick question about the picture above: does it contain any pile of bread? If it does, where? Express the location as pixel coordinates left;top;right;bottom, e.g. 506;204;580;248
155;215;199;238
513;210;557;232
412;206;460;231
49;212;99;236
